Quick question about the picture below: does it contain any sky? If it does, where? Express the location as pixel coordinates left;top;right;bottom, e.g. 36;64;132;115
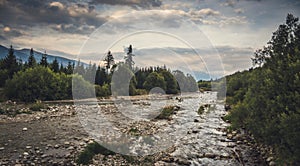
0;0;300;79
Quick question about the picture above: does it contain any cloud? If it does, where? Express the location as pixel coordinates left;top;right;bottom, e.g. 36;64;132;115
0;0;107;36
222;0;237;7
1;25;25;38
196;8;220;16
49;1;64;10
89;0;162;9
234;8;244;14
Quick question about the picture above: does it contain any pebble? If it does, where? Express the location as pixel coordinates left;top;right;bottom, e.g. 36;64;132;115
22;127;28;131
54;144;60;148
23;152;29;156
41;154;47;158
267;157;273;162
64;141;70;146
26;146;32;149
0;147;4;150
269;161;276;166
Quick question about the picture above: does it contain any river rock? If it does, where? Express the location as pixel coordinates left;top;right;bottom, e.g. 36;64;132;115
22;127;28;131
269;161;276;166
192;130;199;134
204;153;216;158
64;141;70;146
0;147;4;150
267;157;273;162
176;158;191;165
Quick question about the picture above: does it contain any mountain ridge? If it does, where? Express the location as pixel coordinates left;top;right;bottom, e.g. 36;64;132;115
0;45;76;66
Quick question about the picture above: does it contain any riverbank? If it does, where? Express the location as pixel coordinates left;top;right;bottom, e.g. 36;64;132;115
0;92;268;165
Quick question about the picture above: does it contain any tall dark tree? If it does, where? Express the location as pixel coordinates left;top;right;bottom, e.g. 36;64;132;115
74;59;85;76
65;61;74;75
95;66;107;86
40;51;48;67
27;48;37;68
125;45;135;70
0;45;19;79
51;58;59;73
104;50;114;74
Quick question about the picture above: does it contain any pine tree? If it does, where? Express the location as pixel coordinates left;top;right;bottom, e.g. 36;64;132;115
40;51;48;67
0;45;19;78
27;48;37;68
51;58;59;73
104;50;114;74
125;45;135;70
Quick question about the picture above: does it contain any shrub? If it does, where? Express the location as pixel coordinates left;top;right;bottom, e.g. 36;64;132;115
155;105;179;120
4;66;70;102
29;101;47;111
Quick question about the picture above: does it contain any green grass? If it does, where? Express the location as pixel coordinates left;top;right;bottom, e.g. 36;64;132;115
29;101;47;111
155;105;179;120
197;105;205;115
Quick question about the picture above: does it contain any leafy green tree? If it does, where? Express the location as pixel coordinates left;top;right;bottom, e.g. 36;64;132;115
143;72;166;91
226;14;300;164
160;70;178;94
111;63;136;96
4;66;68;102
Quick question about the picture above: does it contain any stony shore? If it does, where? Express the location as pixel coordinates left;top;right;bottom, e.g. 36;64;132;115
0;95;272;165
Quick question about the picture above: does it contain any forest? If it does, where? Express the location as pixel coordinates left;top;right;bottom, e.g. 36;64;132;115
225;14;300;164
0;45;198;102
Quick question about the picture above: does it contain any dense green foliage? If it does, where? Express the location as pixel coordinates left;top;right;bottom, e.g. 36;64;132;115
143;72;166;91
155;105;179;120
198;80;212;91
0;45;198;102
4;66;73;102
225;14;300;164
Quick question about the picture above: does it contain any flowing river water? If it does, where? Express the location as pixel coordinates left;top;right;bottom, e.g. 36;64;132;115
77;91;264;165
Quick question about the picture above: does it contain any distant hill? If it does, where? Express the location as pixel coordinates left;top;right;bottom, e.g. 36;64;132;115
0;45;76;66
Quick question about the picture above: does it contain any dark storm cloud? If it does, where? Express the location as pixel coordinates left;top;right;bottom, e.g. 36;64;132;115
0;0;107;35
89;0;162;8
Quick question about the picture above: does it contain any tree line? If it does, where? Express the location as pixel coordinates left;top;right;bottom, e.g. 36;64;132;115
225;14;300;164
0;44;198;102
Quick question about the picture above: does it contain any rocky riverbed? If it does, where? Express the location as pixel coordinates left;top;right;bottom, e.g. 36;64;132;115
0;92;269;165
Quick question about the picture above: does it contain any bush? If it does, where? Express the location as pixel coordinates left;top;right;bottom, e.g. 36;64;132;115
197;105;205;115
29;101;47;111
95;83;111;97
155;105;179;120
4;66;71;102
3;66;96;102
